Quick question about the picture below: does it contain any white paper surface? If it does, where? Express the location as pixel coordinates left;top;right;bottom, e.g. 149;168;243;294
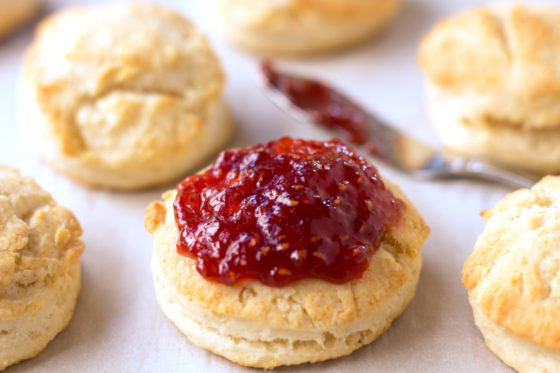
1;0;549;371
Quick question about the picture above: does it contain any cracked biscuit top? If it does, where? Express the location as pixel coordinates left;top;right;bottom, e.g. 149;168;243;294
463;176;560;351
144;139;429;328
0;166;83;320
22;3;224;168
418;3;560;129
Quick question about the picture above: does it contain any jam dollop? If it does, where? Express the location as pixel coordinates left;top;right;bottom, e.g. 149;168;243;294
174;137;403;286
262;61;368;145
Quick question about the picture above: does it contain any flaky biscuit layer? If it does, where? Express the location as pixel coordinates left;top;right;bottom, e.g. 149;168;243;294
470;294;560;373
426;83;560;174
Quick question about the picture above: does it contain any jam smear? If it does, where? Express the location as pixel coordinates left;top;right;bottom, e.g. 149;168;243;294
262;61;368;145
174;137;403;286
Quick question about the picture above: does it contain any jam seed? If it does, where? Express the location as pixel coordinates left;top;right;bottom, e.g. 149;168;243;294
313;251;326;261
278;243;289;251
278;268;291;276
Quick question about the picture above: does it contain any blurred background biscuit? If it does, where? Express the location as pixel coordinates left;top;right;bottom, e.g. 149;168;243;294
20;4;233;190
0;0;39;39
213;0;402;55
419;3;560;174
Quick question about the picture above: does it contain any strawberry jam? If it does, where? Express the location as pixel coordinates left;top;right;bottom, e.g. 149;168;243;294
174;137;403;286
262;61;368;145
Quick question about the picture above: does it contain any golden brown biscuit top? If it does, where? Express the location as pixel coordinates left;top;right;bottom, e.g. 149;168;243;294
215;0;401;23
419;3;560;114
0;166;83;319
145;177;429;329
23;4;224;167
463;176;560;350
287;0;400;18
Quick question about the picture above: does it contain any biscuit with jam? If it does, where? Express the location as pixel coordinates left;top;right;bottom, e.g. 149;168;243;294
144;137;429;368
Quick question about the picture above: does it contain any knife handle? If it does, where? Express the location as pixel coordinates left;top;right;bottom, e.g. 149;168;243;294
445;157;538;189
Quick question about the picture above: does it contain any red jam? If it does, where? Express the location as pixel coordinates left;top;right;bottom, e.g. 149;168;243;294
262;61;368;145
174;138;403;286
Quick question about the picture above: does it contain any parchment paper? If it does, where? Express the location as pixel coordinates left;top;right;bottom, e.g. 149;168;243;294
1;0;547;371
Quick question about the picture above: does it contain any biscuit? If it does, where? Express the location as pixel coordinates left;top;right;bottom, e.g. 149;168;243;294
213;0;402;55
463;176;560;372
20;4;233;190
0;166;84;370
418;3;560;174
145;139;429;368
0;0;39;38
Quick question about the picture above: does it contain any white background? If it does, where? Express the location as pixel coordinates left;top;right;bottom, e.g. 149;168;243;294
1;0;548;371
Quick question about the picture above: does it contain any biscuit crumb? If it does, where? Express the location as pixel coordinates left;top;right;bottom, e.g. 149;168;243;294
144;201;166;234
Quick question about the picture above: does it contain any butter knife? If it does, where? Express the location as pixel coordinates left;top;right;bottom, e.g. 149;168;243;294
260;62;538;189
